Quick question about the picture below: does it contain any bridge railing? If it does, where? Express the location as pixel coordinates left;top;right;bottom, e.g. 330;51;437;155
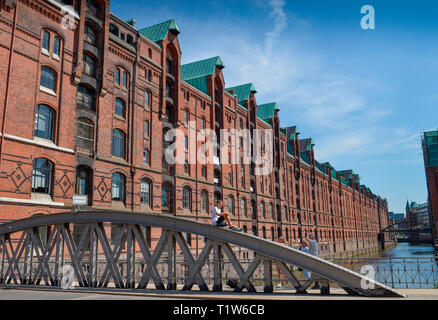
328;257;438;289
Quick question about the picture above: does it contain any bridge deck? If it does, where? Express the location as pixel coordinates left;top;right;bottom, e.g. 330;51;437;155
0;211;406;298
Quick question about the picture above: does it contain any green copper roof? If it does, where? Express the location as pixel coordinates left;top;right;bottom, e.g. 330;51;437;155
300;138;315;152
257;102;279;121
138;19;180;44
424;130;438;167
301;152;310;165
183;77;209;96
226;83;257;104
315;161;326;173
181;57;225;80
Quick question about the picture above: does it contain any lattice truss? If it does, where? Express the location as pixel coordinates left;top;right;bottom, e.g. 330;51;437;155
0;223;310;293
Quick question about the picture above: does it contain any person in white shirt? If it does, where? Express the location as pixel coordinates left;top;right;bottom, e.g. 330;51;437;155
306;233;320;289
211;200;242;231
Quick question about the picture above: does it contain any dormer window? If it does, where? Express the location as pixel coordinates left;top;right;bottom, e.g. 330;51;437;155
86;0;99;17
84;24;97;45
166;56;173;75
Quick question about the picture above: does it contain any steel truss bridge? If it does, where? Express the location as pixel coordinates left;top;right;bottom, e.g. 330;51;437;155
381;220;433;244
0;212;405;297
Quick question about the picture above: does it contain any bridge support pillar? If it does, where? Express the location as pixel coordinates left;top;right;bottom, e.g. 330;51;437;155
213;243;223;292
263;259;273;293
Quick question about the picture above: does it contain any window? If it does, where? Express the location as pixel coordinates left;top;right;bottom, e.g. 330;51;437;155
183;186;191;211
32;158;53;194
201;190;208;212
112;129;125;158
40;66;56;92
76;166;92;197
269;203;273;219
115;68;120;85
84;24;97;45
144;149;150;165
201;118;205;130
228;196;234;215
145;91;150;107
112;173;125;202
201;165;207;178
184;161;189;174
240;198;247;217
184;136;188;151
147;70;152;82
184;110;188;125
122;71;128;88
115;98;125;117
109;24;119;36
144;120;149;138
83;53;95;76
86;0;99;16
42;31;50;52
77;118;94;155
77;85;95;110
161;183;173;210
53;36;60;57
148;48;152;59
140;179;151;205
34;104;55;141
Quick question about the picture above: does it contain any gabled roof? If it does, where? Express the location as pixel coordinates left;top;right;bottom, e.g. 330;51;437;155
181;56;225;80
299;138;315;152
257;102;279;121
138;19;180;44
225;83;257;104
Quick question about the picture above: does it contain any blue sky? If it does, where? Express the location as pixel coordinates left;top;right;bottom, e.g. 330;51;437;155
112;0;438;213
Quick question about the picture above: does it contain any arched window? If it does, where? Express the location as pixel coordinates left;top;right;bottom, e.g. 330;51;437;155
83;53;96;76
53;36;61;57
115;98;125;117
122;71;128;88
240;198;247;217
84;24;97;45
34;104;55;141
228;195;234;215
262;227;267;239
42;30;50;52
112;129;125;158
115;68;120;85
112;172;125;202
32;158;53;194
77;85;95;110
183;186;191;211
140;179;151;205
161;183;173;211
40;66;56;91
269;203;273;219
77;118;94;155
201;190;208;213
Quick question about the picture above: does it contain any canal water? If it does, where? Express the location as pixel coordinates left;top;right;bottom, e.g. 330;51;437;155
378;243;436;259
366;243;437;289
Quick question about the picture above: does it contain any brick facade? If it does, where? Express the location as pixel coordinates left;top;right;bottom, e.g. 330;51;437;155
0;0;392;257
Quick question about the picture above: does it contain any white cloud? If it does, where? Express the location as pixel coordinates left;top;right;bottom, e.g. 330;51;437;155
179;0;419;166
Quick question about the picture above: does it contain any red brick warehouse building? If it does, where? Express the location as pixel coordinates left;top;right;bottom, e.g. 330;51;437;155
0;0;392;257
